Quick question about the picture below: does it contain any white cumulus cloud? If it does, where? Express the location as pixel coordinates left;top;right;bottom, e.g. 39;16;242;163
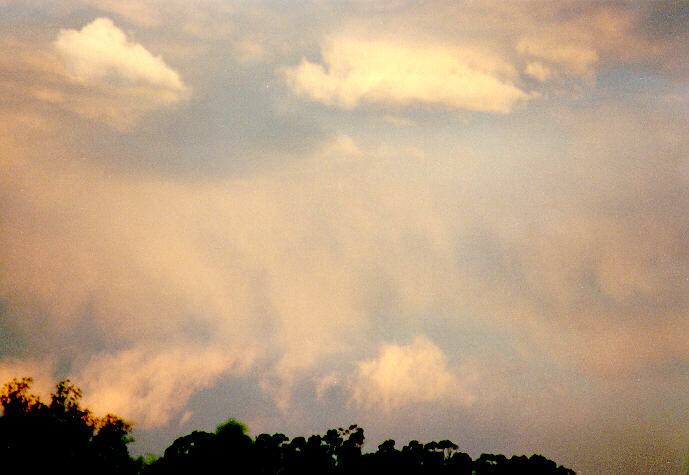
52;17;188;128
285;35;530;114
350;336;473;411
55;17;185;92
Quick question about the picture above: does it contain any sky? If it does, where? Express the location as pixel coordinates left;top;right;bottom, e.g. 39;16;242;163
1;0;689;472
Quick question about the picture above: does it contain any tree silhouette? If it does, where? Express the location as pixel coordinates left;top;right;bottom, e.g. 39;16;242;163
0;377;138;475
1;376;576;474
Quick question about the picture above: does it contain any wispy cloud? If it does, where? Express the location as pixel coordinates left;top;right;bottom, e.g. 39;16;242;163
78;345;254;428
517;37;598;78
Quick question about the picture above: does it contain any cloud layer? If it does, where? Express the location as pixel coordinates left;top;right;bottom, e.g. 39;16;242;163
1;2;689;473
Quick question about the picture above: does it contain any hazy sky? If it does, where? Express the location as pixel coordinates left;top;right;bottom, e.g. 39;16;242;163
2;1;689;472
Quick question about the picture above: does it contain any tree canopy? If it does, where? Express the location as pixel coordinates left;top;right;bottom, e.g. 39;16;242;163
1;376;575;474
0;377;138;474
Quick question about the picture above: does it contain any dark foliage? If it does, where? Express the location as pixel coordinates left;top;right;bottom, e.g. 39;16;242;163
0;377;138;475
145;422;575;475
1;377;575;474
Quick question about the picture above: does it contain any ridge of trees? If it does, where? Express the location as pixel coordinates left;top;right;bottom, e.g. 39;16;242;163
1;377;575;474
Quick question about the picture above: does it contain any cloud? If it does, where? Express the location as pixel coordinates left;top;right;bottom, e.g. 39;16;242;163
0;358;55;402
85;0;162;27
284;35;530;114
315;372;340;401
524;61;554;82
640;0;689;40
517;37;598;78
76;345;253;428
52;17;188;128
350;336;474;411
313;134;363;164
0;134;462;424
2;79;689;454
55;17;186;92
2;3;689;471
634;1;689;79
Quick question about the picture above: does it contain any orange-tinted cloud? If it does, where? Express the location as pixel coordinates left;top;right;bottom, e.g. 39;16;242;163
1;3;689;472
78;345;254;428
350;336;475;411
55;18;186;92
285;35;529;113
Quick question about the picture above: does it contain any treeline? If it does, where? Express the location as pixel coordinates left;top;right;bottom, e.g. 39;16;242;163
0;377;137;474
1;378;575;474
